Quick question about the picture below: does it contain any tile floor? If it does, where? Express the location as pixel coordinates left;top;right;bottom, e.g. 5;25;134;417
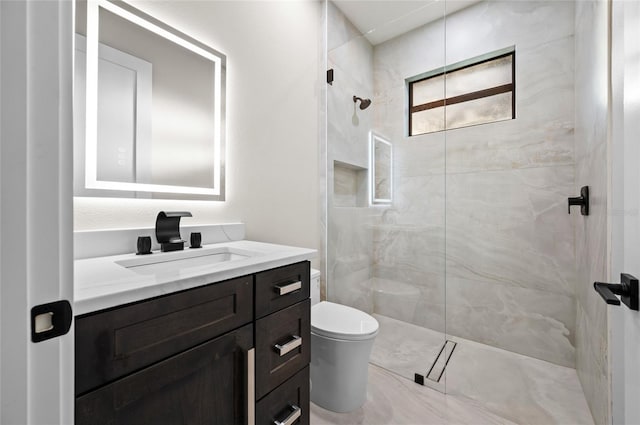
311;314;594;425
310;363;516;425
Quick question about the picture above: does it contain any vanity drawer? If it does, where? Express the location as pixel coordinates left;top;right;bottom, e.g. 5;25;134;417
75;275;253;395
255;261;310;319
256;366;309;425
256;299;310;399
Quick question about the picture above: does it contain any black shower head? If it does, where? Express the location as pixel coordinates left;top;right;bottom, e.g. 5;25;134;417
353;95;372;110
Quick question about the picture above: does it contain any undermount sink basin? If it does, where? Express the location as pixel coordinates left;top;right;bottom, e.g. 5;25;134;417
115;246;261;275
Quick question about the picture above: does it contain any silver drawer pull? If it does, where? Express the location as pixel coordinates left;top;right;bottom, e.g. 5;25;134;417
274;335;302;356
274;281;302;296
247;348;255;425
273;404;301;425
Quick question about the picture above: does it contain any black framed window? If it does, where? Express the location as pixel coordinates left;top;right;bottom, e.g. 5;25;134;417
408;50;515;136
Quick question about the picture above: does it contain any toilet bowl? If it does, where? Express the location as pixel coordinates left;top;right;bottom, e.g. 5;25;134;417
310;300;379;413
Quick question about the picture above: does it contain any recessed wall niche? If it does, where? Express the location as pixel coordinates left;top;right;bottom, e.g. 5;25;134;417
333;160;368;207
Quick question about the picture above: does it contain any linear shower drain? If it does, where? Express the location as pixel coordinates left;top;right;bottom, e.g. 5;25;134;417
414;340;457;385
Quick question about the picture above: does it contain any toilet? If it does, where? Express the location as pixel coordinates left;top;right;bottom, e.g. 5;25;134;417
309;269;379;413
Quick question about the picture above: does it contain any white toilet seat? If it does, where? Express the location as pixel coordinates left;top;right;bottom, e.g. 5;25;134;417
311;301;379;341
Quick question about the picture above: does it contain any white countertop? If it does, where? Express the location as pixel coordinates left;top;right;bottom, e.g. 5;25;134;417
74;240;316;316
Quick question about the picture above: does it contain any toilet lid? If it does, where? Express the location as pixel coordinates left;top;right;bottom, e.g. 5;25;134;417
311;301;379;341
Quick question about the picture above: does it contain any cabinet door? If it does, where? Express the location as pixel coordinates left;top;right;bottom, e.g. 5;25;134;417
76;324;253;425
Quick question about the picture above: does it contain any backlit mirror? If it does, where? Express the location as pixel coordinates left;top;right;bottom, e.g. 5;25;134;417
74;0;226;200
370;133;392;205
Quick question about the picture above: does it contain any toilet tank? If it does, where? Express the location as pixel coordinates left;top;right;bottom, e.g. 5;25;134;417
310;268;321;306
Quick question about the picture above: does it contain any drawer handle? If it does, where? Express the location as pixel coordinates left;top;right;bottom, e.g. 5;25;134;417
247;348;255;425
274;335;302;356
274;281;302;296
273;404;301;425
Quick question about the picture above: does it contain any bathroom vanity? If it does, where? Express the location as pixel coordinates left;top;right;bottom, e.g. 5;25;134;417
73;233;315;425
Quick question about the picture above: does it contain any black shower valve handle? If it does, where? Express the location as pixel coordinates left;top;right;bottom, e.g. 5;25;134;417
568;186;589;216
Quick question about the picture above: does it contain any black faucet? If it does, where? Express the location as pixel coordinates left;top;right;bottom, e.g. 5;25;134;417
155;211;192;252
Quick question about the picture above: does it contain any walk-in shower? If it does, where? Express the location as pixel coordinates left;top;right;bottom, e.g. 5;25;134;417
324;0;607;423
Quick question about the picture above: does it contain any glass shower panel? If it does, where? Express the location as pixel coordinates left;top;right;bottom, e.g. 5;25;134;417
326;0;377;320
326;1;595;421
325;0;447;392
442;0;581;421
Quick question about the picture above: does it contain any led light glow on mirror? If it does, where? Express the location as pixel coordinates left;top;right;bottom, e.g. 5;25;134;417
84;0;225;198
370;132;393;205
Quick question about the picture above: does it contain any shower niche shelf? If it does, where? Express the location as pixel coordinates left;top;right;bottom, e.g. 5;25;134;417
333;160;368;208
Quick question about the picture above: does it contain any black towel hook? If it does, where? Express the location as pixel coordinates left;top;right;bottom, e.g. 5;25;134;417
568;186;589;216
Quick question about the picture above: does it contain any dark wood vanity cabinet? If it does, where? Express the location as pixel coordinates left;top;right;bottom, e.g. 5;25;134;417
75;261;310;425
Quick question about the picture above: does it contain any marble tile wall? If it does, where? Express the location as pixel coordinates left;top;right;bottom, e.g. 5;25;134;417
371;0;577;368
573;1;610;423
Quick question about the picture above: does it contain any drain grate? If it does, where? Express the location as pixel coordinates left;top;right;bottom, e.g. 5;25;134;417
414;340;457;385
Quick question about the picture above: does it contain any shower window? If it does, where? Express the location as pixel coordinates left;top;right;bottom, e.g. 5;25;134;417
408;50;515;135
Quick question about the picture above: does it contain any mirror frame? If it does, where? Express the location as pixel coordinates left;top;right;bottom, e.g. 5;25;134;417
82;0;226;200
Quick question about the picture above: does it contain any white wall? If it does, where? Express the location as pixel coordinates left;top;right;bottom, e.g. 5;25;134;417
74;1;322;258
